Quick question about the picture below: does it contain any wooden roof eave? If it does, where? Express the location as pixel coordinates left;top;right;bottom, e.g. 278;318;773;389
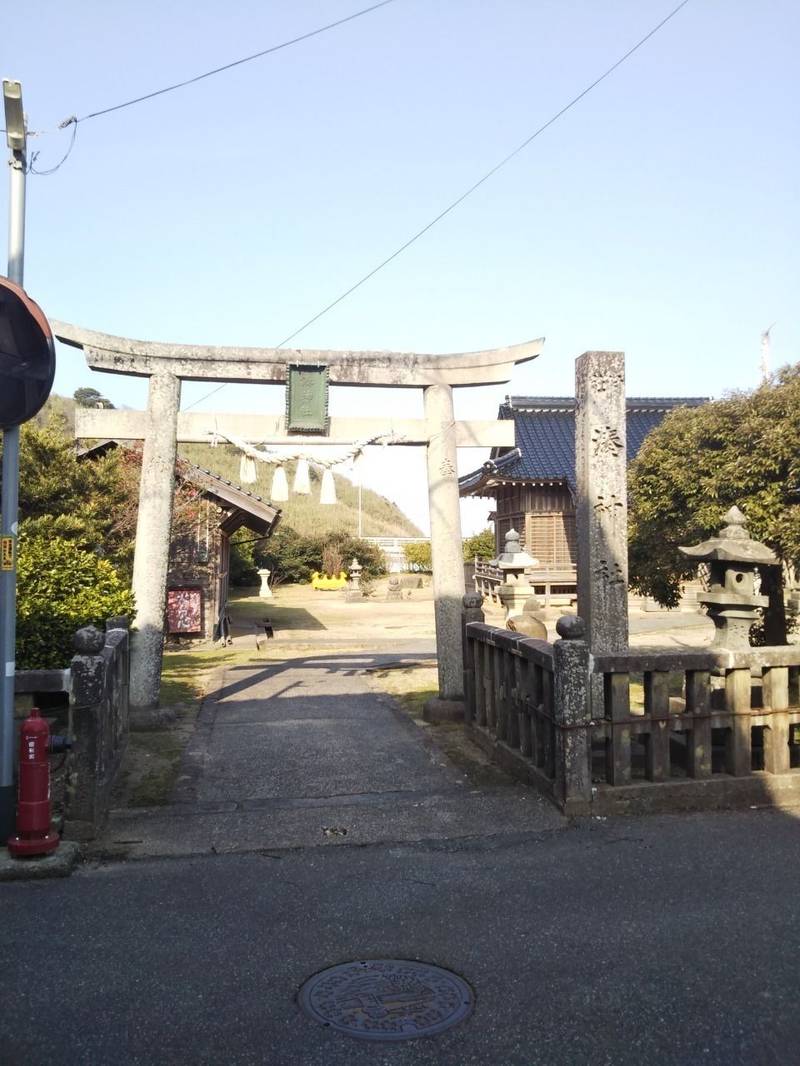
460;473;569;498
218;509;275;538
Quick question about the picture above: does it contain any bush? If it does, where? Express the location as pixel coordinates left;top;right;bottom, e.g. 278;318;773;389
323;533;386;579
229;532;259;587
463;528;495;561
256;527;387;585
255;527;322;585
403;540;432;572
16;534;135;669
322;543;344;579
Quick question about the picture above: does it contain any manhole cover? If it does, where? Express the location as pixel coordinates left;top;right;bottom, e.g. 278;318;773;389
298;959;474;1041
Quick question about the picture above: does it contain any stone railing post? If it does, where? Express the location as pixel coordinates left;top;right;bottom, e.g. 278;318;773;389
106;616;131;748
65;626;108;840
553;615;592;812
64;620;131;840
461;592;485;723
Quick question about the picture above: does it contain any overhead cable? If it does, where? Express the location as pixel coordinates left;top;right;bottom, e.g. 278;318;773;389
21;0;397;175
183;0;691;414
74;0;397;124
273;0;692;349
28;117;78;175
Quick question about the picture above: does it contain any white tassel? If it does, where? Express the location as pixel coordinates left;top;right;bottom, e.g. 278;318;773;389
319;468;337;505
293;458;311;495
239;455;257;485
271;465;289;502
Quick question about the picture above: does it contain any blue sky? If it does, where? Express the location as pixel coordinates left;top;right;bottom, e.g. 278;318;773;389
4;1;798;533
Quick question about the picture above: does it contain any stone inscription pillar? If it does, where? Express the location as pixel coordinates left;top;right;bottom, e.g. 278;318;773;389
575;351;629;655
423;383;466;701
130;371;181;708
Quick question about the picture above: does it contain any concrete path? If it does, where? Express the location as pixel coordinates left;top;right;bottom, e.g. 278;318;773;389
102;650;563;860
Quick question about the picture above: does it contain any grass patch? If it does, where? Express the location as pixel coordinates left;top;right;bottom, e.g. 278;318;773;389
114;645;254;809
160;647;245;704
369;664;439;721
396;688;437;721
115;701;202;808
368;664;512;788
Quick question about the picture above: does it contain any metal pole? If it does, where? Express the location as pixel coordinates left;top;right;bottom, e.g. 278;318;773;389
0;100;26;840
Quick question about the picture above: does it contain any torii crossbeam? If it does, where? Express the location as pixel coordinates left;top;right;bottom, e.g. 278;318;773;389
54;321;543;711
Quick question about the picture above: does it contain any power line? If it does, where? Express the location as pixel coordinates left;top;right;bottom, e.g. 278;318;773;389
16;2;396;176
72;0;397;124
184;0;691;414
183;0;691;415
28;117;78;175
273;0;691;350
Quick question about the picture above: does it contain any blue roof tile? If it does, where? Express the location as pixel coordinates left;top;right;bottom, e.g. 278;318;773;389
460;396;706;494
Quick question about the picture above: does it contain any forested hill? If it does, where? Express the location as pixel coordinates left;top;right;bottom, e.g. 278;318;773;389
51;393;423;537
179;443;423;538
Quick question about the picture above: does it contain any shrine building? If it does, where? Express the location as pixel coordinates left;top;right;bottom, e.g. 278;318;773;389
459;395;706;602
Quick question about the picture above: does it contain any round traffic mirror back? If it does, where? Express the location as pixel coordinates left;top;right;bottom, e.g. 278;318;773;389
0;278;55;429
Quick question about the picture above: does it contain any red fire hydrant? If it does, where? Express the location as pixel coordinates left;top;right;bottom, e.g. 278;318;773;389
7;708;60;857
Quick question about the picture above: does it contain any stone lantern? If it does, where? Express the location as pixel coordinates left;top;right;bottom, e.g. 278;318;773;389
678;506;778;650
494;528;542;622
346;557;363;601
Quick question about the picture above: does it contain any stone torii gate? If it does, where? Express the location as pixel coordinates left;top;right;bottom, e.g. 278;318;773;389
53;321;543;710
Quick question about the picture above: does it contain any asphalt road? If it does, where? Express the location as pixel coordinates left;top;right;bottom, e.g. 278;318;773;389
3;809;800;1065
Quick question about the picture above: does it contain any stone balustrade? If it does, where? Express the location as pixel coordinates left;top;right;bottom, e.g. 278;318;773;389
14;618;131;840
462;595;800;815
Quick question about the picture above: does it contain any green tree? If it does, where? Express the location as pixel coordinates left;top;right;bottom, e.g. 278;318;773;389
255;527;386;585
16;533;135;669
3;419;208;578
0;420;132;566
463;528;495;561
73;386;114;408
403;540;432;571
628;365;800;640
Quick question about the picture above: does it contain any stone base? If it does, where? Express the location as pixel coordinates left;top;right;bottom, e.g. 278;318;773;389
466;723;800;818
62;819;100;843
130;707;178;731
0;840;80;881
422;697;465;723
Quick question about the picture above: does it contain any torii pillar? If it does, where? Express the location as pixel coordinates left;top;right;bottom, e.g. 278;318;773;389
423;383;464;701
130;371;181;708
54;321;543;709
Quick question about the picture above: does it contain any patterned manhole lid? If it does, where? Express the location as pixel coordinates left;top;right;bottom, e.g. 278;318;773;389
298;959;474;1041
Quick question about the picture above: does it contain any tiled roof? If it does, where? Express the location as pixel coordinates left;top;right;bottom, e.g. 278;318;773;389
460;396;707;496
77;441;282;532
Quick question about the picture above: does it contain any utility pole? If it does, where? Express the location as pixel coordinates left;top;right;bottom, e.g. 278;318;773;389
0;79;27;839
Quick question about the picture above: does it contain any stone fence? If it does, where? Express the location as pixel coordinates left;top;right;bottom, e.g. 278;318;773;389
14;619;130;840
462;597;800;816
473;558;578;608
